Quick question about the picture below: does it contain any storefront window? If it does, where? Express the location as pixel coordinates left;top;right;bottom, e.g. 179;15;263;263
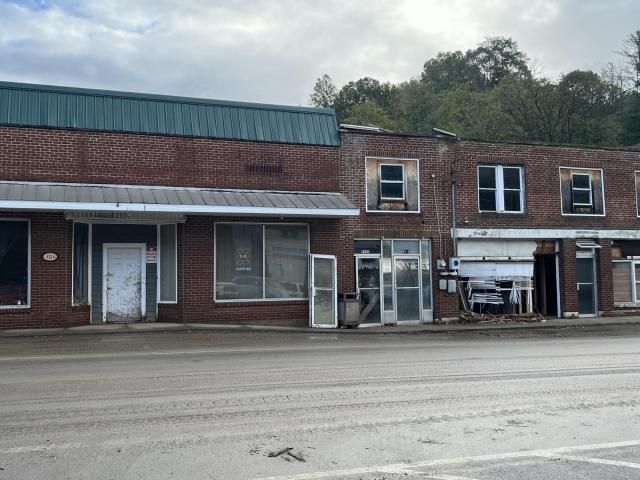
612;261;638;304
216;224;308;301
265;225;308;299
159;224;177;302
420;240;432;310
72;223;89;305
0;220;29;307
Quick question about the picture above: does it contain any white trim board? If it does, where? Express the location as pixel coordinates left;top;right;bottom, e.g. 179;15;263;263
455;228;640;240
0;200;359;217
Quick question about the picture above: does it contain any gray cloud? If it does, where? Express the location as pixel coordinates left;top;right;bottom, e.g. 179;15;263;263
0;0;638;105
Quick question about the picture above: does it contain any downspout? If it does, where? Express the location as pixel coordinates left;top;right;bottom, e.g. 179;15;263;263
451;173;457;257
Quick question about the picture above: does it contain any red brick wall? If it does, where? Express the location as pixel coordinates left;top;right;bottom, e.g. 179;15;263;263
454;140;640;229
0;126;339;192
339;132;460;320
0;212;89;329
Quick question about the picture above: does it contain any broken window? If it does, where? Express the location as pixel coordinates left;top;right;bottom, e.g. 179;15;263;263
477;165;524;213
560;167;604;215
0;220;29;308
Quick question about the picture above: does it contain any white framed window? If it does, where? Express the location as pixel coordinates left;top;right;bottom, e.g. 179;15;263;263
215;223;309;302
571;173;592;208
0;219;30;309
379;164;405;201
477;165;524;213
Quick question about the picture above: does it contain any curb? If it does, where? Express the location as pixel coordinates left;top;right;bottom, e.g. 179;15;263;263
1;320;640;338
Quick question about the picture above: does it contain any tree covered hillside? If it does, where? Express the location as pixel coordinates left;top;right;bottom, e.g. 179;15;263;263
310;32;640;147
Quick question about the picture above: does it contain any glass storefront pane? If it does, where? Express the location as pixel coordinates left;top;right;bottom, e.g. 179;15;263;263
313;257;334;289
359;289;381;324
612;262;632;303
396;288;420;321
420;240;432;310
395;258;419;288
265;225;308;299
216;224;263;300
313;288;334;325
73;222;89;305
393;240;419;255
357;258;380;288
383;240;393;311
578;282;595;315
0;221;29;306
160;224;177;302
353;240;381;255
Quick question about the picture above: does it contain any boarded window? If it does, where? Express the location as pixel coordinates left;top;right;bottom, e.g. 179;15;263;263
560;167;604;215
366;157;419;212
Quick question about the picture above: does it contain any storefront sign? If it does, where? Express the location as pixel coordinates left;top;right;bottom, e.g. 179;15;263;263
146;247;157;263
42;252;58;262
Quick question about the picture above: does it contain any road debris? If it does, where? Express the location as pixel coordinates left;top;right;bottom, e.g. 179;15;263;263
267;447;306;462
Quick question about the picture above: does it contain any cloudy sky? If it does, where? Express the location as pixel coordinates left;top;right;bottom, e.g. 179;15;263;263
0;0;638;106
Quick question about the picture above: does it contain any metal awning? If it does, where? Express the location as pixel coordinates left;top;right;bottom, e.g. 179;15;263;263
576;240;601;249
0;181;359;218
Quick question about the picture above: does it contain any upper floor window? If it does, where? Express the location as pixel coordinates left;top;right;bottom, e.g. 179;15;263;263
477;165;524;213
560;167;604;215
366;157;419;213
379;164;405;200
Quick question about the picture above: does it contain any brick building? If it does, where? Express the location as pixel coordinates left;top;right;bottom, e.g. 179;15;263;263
0;81;357;329
2;81;640;329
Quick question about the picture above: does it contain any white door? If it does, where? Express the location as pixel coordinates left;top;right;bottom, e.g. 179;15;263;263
103;244;146;323
310;254;337;328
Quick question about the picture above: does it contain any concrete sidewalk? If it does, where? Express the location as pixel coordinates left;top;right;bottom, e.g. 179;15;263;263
2;316;640;338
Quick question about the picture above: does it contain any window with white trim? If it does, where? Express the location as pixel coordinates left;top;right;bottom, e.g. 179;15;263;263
571;173;592;209
478;165;524;213
379;164;405;200
560;167;604;215
215;223;309;301
0;220;29;307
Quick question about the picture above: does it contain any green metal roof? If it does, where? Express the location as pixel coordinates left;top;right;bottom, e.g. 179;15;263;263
0;81;339;146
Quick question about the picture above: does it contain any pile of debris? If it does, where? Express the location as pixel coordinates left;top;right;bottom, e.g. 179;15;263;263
458;311;544;324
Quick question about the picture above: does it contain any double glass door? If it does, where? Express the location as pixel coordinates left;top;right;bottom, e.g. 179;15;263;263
355;254;422;325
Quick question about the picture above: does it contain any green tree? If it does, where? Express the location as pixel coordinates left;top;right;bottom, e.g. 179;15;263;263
420;51;481;92
309;74;337;109
334;77;397;123
469;37;531;89
342;101;396;130
619;29;640;92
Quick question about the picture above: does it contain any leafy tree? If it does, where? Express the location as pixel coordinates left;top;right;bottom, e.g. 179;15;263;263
469;37;531;89
334;77;397;123
619;30;640;92
391;80;440;134
620;93;640;145
343;101;397;130
421;51;481;92
309;74;337;109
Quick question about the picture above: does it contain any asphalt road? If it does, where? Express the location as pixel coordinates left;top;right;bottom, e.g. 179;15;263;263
1;327;640;480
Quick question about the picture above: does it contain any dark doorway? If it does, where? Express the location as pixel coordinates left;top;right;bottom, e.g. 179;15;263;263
534;254;558;317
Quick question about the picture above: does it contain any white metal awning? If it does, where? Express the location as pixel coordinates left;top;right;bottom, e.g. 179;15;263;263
576;240;601;249
0;181;360;218
459;261;534;279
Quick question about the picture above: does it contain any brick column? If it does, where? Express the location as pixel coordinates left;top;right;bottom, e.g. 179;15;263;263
597;239;614;316
559;238;578;318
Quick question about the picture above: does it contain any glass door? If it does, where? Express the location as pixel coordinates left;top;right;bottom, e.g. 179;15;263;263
576;255;596;316
310;255;337;328
394;255;422;323
356;256;382;325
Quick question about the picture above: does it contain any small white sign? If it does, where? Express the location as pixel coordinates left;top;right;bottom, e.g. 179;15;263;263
43;253;58;262
146;247;157;263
